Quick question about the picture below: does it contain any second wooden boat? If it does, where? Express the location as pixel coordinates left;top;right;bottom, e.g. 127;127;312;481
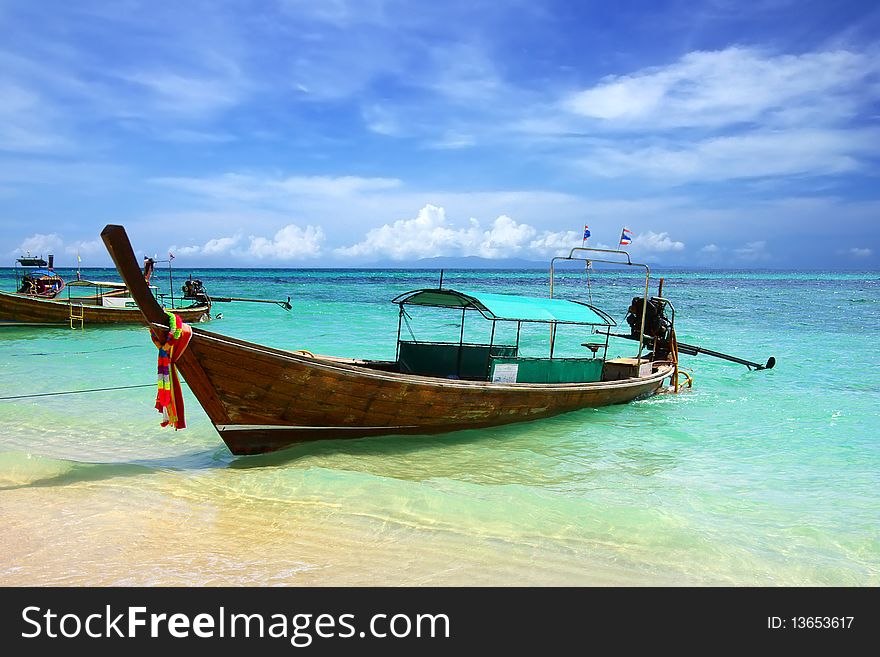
0;284;211;326
0;256;211;327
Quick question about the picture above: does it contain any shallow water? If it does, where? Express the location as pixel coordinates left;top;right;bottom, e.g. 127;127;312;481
1;266;878;585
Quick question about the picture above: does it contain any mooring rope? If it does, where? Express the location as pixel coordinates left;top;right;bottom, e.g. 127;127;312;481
0;383;156;401
20;345;142;357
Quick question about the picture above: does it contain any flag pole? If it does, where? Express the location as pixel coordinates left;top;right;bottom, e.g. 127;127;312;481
168;252;175;309
582;224;593;304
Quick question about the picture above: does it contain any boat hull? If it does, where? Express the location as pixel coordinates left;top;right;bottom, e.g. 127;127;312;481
99;223;673;457
178;328;674;455
0;290;210;326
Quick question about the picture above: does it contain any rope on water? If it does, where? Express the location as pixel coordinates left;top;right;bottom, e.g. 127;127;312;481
20;345;142;357
0;383;156;401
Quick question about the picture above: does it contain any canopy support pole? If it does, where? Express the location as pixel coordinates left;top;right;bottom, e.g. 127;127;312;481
456;308;466;378
395;307;403;361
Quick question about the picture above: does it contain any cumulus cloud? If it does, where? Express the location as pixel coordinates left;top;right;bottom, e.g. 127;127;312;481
245;224;324;260
157;218;325;262
172;235;242;256
528;229;584;256
64;239;103;257
11;234;105;263
480;215;538;257
700;244;719;253
335;204;600;261
629;231;685;254
15;232;64;256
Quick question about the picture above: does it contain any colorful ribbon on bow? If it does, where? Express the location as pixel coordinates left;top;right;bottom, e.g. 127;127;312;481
150;311;192;430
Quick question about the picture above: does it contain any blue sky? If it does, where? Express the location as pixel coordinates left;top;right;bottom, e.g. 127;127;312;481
1;0;878;267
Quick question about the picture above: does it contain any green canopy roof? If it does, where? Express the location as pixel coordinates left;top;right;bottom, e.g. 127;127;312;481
392;288;614;326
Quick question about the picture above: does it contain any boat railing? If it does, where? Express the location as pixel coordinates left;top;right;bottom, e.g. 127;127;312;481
549;246;652;365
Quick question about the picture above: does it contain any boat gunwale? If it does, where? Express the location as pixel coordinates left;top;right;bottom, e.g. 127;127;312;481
162;320;674;392
0;288;210;314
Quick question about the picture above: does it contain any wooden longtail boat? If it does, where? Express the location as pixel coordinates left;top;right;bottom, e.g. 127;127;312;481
102;224;676;455
12;255;65;298
0;285;211;327
0;257;211;327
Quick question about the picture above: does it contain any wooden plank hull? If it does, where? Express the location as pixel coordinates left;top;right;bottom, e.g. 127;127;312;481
0;290;210;326
177;328;674;455
98;223;673;457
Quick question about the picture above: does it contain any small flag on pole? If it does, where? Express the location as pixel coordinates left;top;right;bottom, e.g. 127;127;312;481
619;227;634;246
583;225;591;241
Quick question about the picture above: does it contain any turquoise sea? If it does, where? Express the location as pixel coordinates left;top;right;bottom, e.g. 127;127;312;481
1;265;878;585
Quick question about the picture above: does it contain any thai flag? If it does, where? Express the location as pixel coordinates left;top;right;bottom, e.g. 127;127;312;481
619;228;633;246
583;225;591;240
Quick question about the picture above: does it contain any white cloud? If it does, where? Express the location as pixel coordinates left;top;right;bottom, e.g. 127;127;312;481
700;244;719;253
424;43;503;102
554;47;880;185
15;232;63;256
0;80;70;153
564;47;877;129
153;128;237;144
630;231;685;253
172;235;242;257
121;71;243;117
335;204;587;261
122;186;600;261
277;0;391;25
151;174;403;204
427;131;476;150
528;230;583;256
848;247;873;258
579;128;875;182
0;158;125;189
10;234;102;262
735;240;769;261
361;104;404;137
244;224;324;260
64;239;103;257
335;205;468;260
480;214;537;257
